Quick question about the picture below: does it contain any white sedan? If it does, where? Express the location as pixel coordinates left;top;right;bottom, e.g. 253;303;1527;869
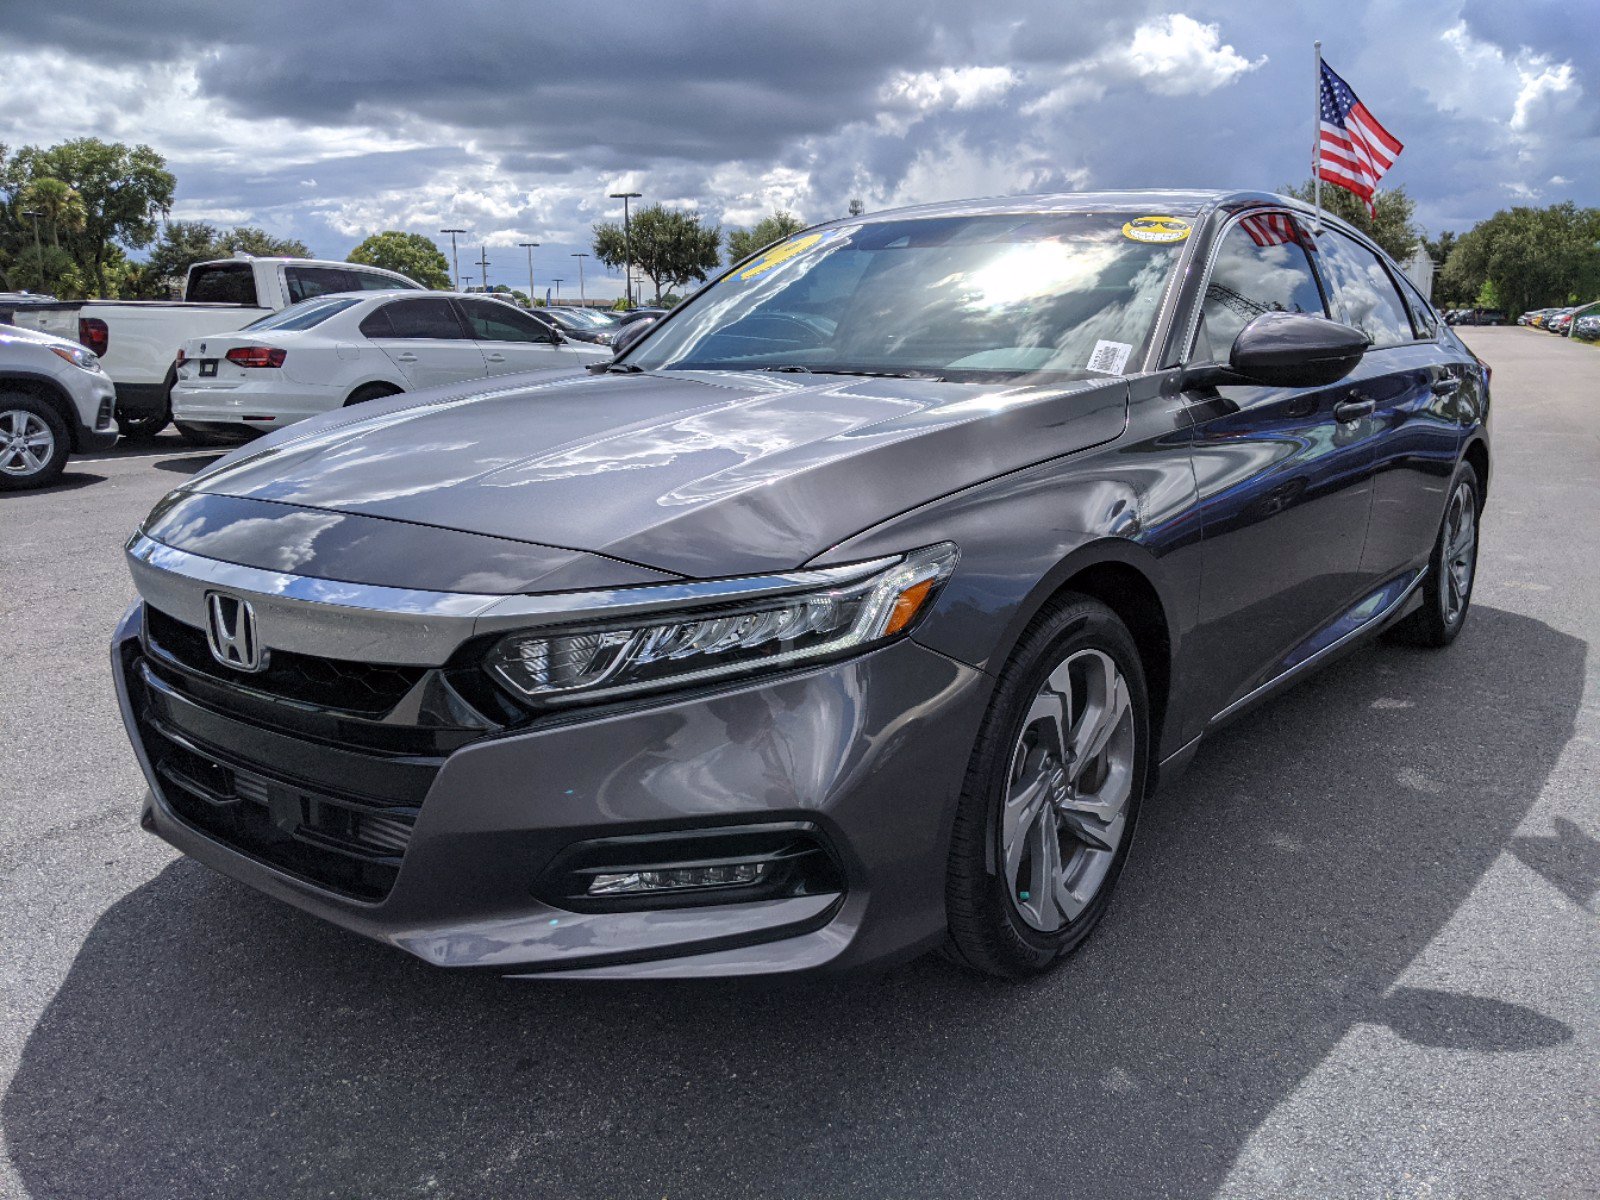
171;291;610;441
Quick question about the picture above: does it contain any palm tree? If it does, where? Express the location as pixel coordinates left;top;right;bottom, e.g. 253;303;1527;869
19;177;87;248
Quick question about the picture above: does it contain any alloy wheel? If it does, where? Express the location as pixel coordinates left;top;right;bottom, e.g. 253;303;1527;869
1441;479;1477;624
1001;648;1136;933
0;409;56;478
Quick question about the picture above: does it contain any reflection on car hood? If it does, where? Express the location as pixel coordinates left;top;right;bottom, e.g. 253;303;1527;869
188;369;1129;578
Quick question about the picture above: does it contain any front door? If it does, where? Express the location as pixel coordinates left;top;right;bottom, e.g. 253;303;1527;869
363;297;487;389
1183;211;1381;722
457;297;582;376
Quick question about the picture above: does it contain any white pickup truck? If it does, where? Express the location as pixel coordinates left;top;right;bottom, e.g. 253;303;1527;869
13;255;422;438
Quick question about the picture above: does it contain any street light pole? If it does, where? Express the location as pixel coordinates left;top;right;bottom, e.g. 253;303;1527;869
440;228;465;290
475;245;491;292
609;190;642;308
518;242;539;306
551;278;563;303
571;252;589;307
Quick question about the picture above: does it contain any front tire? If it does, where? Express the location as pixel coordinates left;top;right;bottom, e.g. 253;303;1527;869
945;597;1149;979
1389;462;1481;648
0;394;71;491
118;369;174;441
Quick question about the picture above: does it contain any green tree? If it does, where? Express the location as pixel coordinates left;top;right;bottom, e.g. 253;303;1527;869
725;210;805;262
1281;179;1421;262
1439;202;1600;317
215;226;309;258
3;138;174;296
144;221;226;285
17;177;87;249
346;231;452;289
593;204;721;304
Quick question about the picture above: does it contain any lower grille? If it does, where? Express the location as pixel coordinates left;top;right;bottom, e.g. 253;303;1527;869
150;722;415;901
123;633;439;902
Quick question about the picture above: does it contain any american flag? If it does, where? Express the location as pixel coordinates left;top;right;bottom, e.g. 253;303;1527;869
1240;211;1302;247
1318;61;1403;215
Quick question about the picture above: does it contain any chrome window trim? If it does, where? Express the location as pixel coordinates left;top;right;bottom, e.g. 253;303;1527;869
125;533;896;666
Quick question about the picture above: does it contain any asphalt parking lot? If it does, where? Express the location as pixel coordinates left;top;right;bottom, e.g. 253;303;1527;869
1;327;1596;1199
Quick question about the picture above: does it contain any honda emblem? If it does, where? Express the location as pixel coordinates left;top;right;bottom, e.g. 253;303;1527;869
205;592;266;672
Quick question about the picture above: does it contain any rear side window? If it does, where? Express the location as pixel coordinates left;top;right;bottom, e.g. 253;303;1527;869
186;263;258;305
285;266;360;304
362;298;466;339
458;298;556;342
351;268;419;291
1194;213;1326;362
1311;230;1414;348
1395;273;1440;340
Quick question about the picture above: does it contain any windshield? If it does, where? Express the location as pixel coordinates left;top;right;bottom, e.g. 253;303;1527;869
243;295;363;332
626;213;1188;382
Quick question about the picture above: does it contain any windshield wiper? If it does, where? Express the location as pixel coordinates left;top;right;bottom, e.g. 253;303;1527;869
749;364;813;374
805;368;948;382
602;361;645;374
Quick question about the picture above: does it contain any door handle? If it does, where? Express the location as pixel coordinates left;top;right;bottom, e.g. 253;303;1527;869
1333;397;1375;423
485;353;506;363
1430;376;1460;396
396;352;418;362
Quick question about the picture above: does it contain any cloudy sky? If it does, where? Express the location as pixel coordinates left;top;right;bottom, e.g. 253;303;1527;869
2;0;1594;299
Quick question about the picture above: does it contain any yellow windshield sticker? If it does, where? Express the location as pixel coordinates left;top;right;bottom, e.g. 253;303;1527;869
1122;215;1191;244
737;232;826;280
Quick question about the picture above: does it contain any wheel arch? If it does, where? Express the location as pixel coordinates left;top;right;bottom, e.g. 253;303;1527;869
343;378;406;407
1463;434;1490;502
985;539;1178;761
0;372;83;450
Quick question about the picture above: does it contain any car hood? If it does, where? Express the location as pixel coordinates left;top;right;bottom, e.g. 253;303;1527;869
183;368;1129;579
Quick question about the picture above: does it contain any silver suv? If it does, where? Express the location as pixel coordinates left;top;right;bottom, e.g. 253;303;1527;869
0;323;119;489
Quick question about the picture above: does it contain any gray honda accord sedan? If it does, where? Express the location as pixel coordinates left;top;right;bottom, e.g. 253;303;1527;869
113;191;1489;979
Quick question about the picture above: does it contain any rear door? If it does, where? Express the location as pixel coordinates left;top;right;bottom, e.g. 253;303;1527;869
1307;227;1462;586
359;297;487;388
457;297;579;376
1182;210;1381;720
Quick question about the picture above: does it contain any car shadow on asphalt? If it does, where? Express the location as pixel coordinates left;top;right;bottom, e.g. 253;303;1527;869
2;605;1583;1198
151;454;225;475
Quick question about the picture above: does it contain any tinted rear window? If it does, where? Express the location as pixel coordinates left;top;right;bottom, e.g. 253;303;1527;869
362;298;466;339
186;263;258;305
244;296;363;332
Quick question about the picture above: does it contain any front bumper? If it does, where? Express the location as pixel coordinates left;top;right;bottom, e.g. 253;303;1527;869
113;601;989;978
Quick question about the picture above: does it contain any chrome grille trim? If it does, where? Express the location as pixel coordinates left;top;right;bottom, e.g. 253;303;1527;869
126;534;895;667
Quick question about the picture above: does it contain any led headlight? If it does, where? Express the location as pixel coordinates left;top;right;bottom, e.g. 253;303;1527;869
49;344;101;372
484;543;958;703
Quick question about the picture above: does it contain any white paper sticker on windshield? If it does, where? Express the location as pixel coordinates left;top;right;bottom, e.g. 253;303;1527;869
1086;340;1133;375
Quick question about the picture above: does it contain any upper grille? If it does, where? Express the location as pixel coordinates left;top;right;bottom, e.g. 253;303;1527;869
144;603;425;716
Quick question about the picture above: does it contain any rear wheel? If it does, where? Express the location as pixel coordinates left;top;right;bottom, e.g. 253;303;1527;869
118;369;174;441
1389;462;1481;648
945;597;1149;979
0;394;70;490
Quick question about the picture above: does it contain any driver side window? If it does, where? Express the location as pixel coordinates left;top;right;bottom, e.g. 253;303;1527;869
1194;214;1327;363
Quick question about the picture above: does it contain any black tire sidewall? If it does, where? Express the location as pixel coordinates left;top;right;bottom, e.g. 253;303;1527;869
948;598;1150;976
1435;462;1482;639
0;393;71;490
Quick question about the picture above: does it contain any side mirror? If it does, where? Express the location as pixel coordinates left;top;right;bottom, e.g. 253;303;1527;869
610;317;657;357
1220;311;1369;389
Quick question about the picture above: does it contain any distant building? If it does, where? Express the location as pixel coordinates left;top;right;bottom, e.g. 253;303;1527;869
1402;246;1435;299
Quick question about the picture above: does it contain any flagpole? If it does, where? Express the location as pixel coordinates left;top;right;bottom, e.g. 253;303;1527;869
1312;40;1323;231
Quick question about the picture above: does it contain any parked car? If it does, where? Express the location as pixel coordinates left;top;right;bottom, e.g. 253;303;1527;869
613;307;668;326
532;306;621;344
12;256;423;439
1572;313;1600;341
114;190;1489;980
1462;309;1506;326
170;291;610;442
1547;308;1577;336
0;323;119;490
1528;309;1558;329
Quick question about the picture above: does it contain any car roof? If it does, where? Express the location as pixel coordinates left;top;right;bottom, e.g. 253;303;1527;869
814;189;1308;227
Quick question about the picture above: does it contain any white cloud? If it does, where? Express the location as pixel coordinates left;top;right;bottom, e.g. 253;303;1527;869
1117;14;1266;96
880;66;1020;113
1510;59;1579;132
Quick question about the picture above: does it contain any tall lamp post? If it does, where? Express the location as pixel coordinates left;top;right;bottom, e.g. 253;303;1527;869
475;245;491;292
440;228;465;290
571;252;589;308
551;278;563;303
518;242;539;307
608;190;642;308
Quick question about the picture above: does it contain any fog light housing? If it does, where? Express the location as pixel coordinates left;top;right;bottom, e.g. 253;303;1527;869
588;862;769;895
